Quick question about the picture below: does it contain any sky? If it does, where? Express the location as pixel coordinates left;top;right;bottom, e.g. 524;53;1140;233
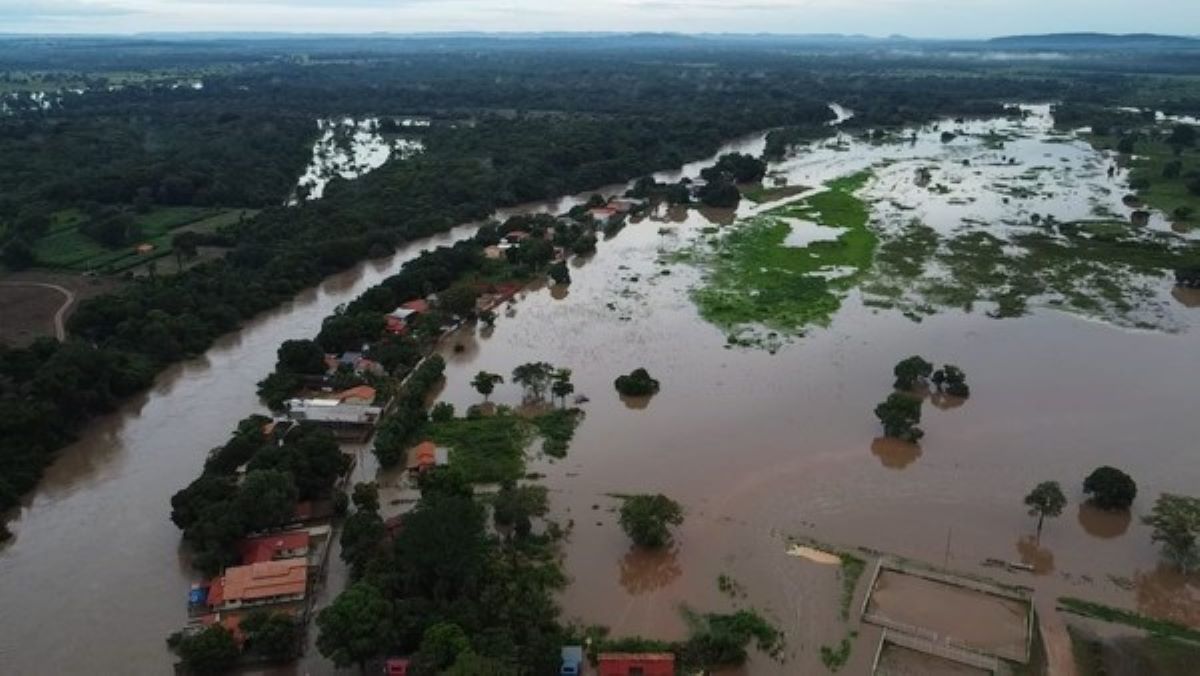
0;0;1197;38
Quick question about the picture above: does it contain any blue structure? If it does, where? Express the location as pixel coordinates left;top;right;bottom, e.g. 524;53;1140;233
560;645;584;675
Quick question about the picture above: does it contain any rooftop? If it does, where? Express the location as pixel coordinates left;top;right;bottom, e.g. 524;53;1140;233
206;558;308;607
238;531;310;565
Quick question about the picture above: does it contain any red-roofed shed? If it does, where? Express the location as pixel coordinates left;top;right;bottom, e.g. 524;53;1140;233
597;653;675;676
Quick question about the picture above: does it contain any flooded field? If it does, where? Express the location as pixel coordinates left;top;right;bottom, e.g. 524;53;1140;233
289;117;425;204
428;106;1200;672
1;103;1198;674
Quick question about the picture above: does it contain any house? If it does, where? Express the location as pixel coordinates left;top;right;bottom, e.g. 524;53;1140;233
384;658;411;675
504;230;532;243
204;558;308;610
484;245;505;260
406;441;438;473
596;653;675;676
588;207;618;223
560;646;584;675
135;243;155;254
238;531;311;565
285;398;382;425
333;385;377;405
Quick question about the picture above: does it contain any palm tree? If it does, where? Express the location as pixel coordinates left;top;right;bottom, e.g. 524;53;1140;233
470;371;504;402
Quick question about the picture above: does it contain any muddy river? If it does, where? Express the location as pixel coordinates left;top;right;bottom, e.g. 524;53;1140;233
2;106;1198;675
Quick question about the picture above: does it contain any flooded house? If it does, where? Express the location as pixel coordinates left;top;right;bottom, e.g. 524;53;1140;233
238;531;311;565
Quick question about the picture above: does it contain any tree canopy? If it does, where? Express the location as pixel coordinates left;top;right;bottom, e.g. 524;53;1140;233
619;493;685;548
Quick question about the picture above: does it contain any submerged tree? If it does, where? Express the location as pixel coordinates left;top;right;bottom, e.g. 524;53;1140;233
512;362;555;401
873;393;923;442
470;371;504;402
619;493;684;548
551;368;575;408
1142;493;1200;572
548;261;571;286
1024;481;1067;541
893;355;933;390
932;364;970;397
614;367;661;397
1083;466;1137;511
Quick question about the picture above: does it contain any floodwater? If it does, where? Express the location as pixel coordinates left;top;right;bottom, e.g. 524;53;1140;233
288;117;425;204
0;133;771;674
429;106;1200;672
0;223;484;674
2;104;1198;675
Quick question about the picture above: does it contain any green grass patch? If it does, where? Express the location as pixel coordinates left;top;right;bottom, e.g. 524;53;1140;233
689;171;875;342
819;631;857;672
427;412;534;484
31;206;245;273
1058;597;1200;643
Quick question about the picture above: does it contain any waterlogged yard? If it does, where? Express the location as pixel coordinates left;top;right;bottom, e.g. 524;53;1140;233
676;105;1200;344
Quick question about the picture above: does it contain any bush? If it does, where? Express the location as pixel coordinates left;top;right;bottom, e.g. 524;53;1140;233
614;368;661;397
1083;466;1137;510
619;494;683;547
874;393;923;442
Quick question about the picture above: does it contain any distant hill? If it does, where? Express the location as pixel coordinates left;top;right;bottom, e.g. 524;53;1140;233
988;33;1200;51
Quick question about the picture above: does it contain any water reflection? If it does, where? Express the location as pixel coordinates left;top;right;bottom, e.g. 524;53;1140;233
1076;502;1132;539
929;392;968;411
1015;535;1056;575
619;393;653;411
618;545;682;595
870;437;922;470
1171;287;1200;308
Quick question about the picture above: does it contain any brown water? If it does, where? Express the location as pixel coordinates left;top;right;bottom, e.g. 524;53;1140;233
3;106;1199;675
427;107;1200;672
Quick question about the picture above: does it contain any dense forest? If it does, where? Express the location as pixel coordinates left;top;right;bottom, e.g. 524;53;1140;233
3;36;1200;523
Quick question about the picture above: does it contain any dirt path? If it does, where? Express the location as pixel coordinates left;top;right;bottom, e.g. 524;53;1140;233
1036;598;1078;676
0;281;75;341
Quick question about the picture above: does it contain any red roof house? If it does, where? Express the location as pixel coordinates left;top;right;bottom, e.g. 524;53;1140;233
238;531;311;565
401;299;430;314
406;441;438;473
384;658;411;675
597;653;676;676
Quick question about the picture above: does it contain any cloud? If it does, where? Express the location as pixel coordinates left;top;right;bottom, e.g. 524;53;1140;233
0;0;135;19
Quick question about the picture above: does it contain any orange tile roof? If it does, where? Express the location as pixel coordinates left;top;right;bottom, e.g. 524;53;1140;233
334;385;377;403
207;559;307;607
406;441;437;470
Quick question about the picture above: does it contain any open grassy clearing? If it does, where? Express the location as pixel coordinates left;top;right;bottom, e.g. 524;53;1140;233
1098;134;1199;220
31;207;250;274
427;407;581;483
